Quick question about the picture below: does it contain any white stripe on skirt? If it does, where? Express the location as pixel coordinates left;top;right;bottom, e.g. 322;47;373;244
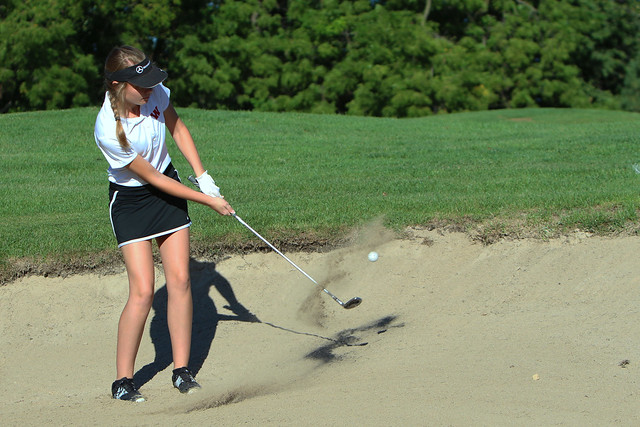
117;223;191;248
109;190;119;240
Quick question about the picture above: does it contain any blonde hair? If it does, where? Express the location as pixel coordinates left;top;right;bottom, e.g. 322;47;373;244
104;46;146;149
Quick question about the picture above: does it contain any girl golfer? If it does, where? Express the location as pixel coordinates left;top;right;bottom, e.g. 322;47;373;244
94;45;234;402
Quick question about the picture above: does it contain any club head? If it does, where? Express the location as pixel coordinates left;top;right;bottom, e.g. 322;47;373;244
342;297;362;309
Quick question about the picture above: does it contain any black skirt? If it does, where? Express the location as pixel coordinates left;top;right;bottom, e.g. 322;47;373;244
108;163;191;247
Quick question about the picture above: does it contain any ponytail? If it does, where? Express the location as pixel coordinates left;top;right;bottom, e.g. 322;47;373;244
107;83;129;149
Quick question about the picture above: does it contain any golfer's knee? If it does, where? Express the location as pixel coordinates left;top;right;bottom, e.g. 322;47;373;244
167;272;191;295
128;282;154;309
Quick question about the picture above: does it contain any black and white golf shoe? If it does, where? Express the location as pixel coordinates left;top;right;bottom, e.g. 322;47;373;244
111;377;145;402
172;367;201;394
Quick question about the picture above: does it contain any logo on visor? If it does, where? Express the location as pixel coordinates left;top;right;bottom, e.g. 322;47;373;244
135;61;150;74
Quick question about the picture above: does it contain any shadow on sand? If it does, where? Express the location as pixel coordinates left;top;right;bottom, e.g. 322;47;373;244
133;258;380;388
133;259;259;387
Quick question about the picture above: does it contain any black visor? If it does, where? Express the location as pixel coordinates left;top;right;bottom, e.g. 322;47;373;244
105;58;168;88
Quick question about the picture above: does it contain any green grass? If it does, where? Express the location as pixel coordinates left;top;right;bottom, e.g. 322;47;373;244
2;107;640;282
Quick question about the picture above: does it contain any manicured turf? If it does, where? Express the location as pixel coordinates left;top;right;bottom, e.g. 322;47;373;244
1;107;639;281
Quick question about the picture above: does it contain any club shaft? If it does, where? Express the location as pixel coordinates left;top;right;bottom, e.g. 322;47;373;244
232;214;345;304
188;177;359;308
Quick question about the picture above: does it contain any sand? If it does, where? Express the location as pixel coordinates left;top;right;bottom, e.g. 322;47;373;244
2;225;640;426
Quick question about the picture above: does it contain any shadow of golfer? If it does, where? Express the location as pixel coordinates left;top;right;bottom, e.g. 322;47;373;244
134;258;259;387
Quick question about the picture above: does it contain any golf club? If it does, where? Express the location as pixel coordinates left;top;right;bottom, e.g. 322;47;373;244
188;176;362;310
232;213;362;309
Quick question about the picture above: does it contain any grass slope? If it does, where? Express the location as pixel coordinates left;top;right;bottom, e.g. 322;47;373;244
1;107;639;283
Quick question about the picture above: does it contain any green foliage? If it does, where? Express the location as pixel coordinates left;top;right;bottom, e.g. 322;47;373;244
0;0;95;111
1;0;639;115
621;57;640;112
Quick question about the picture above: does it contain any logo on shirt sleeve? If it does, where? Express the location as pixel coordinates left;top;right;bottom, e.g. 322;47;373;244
150;106;161;120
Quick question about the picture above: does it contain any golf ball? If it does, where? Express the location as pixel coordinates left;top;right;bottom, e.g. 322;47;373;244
368;251;379;262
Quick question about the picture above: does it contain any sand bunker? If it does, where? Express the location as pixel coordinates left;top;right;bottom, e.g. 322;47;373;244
2;225;640;425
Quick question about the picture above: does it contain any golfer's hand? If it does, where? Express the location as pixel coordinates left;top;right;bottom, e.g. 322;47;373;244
196;171;221;198
208;196;235;216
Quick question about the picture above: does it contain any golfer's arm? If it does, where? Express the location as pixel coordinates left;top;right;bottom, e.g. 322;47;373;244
126;155;210;205
164;103;206;177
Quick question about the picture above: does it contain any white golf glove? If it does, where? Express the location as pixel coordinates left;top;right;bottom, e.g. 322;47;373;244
195;171;221;198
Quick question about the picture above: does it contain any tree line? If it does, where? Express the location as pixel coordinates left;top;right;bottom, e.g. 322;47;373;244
1;0;639;117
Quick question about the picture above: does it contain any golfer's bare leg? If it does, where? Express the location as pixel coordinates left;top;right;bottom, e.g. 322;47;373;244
117;240;155;379
157;228;193;369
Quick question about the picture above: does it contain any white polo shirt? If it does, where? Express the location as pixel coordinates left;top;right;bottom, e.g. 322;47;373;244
94;84;172;186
